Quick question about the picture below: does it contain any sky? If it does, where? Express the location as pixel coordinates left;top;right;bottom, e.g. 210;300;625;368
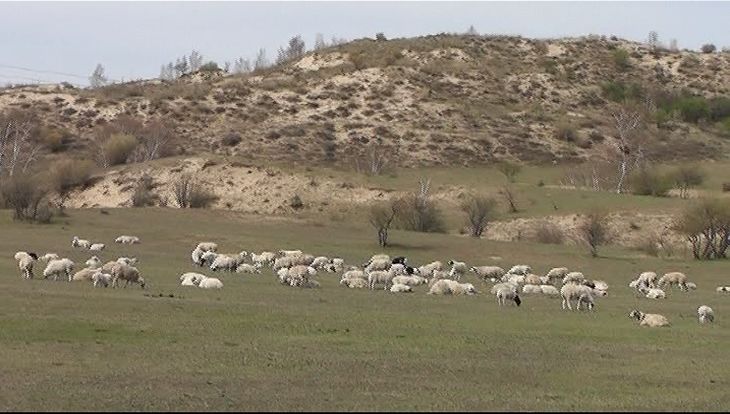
1;1;728;87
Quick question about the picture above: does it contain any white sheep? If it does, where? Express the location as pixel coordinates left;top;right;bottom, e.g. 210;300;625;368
72;267;99;282
368;269;396;290
43;258;75;281
250;251;276;266
198;276;223;289
470;266;505;282
540;285;560;296
697;305;714;324
196;242;218;252
14;251;38;279
629;310;670;327
447;260;468;281
562;272;585;285
508;264;531;276
180;272;205;286
428;279;477;296
524;274;542;286
310;256;331;269
363;254;390;268
110;263;145;289
418;261;443;278
521;284;543;295
593;280;609;292
495;287;522;306
115;235;140;244
85;256;102;269
637;271;659;288
89;243;105;252
236;263;262;274
365;258;391;273
91;271;112;288
200;251;219;267
490;282;518;295
116;257;139;266
389;263;407;277
642;287;666;300
39;253;59;262
341;278;368;289
72;236;91;249
658;272;689;290
716;286;730;294
329;258;345;272
210;252;247;272
576;293;596;311
390;283;413;293
391;275;428;287
278;249;303;257
685;282;697;291
545;267;569;283
560;283;599;310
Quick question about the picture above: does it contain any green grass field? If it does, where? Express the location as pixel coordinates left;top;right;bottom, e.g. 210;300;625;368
1;207;729;411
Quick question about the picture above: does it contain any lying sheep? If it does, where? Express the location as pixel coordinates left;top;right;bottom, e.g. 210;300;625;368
363;254;390;268
89;243;105;252
341;269;366;282
430;270;451;282
85;256;102;269
236;263;262;274
43;258;75;282
418;261;443;278
540;285;560;296
389;263;407;277
279;249;303;257
72;236;91;249
685;282;697;291
198;276;223;289
428;279;477;296
390;283;413;293
72;267;99;282
629;310;670;327
447;260;468;281
642;287;666;300
91;271;112;288
115;235;140;244
111;263;145;289
716;286;730;294
191;247;206;266
310;256;331;269
329;258;345;272
508;264;531;276
658;272;688;290
116;257;138;266
470;266;505;282
524;274;542;286
341;278;368;289
39;253;59;262
15;251;38;279
200;251;219;268
521;284;543;295
365;258;391;273
698;305;714;324
392;275;428;287
180;272;205;286
495;287;522;306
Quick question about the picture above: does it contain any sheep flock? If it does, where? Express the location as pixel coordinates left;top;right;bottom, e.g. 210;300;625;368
10;235;725;330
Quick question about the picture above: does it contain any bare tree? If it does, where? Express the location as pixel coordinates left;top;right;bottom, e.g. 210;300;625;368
647;31;659;51
500;185;519;213
496;161;521;183
369;201;398;247
669;38;678;52
0;110;38;177
579;210;609;257
189;50;203;72
89;64;108;88
232;57;251;74
461;195;497;237
611;107;643;194
136;120;175;162
254;48;269;71
466;25;479;36
314;33;327;50
353;141;395;176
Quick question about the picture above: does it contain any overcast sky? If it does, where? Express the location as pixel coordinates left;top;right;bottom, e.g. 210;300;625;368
1;1;728;86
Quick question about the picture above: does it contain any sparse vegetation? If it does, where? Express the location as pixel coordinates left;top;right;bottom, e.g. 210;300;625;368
534;221;565;244
368;200;398;246
172;174;218;208
460;194;497;237
130;175;158;207
48;158;94;213
675;198;730;260
579;209;609;257
0;173;51;222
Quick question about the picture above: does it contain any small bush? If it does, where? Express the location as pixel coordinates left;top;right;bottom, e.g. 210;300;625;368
199;62;221;73
221;132;242;147
49;158;94;210
496;161;522;183
290;194;304;210
0;173;51;222
701;43;717;54
38;126;70;152
172;175;218;208
675;97;710;123
580;209;609;257
393;194;446;233
102;133;138;166
534;221;565;244
722;182;730;192
460;195;497;237
628;169;672;197
554;122;577;143
612;48;631;71
635;236;660;257
670;166;705;199
708;97;730;121
130;175;158;207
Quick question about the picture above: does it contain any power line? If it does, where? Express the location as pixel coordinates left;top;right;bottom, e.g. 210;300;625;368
0;63;122;84
0;73;85;88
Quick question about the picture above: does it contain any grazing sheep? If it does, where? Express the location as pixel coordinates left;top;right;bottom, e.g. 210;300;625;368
562;272;585;285
428;279;478;296
341;269;366;282
503;274;525;286
390;283;413;293
210;252;248;272
196;242;218;252
418;261;444;278
250;251;276;266
368;269;396;290
310;256;331;269
508;265;531;276
658;272;689;290
629;310;670;327
685;282;697;291
470;266;505;282
115;235;140;244
447;260;468;281
540;285;560;297
91;271;112;288
89;243;105;252
198;276;223;289
576;293;596;311
495;287;522;306
560;283;599;310
698;305;714;324
85;256;102;269
392;275;428;287
637;271;659;288
14;251;38;279
72;267;99;282
110;263;145;289
72;236;91;249
524;274;542;286
180;272;205;286
365;258;392;273
521;284;543;295
545;267;569;283
716;286;730;293
236;263;262;274
116;257;138;266
43;258;75;281
363;254;390;268
200;251;219;268
39;253;59;262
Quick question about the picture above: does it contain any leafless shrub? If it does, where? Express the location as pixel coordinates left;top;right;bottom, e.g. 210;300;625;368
534;221;565;244
674;198;730;260
579;210;609;257
460;194;497;237
500;185;519;213
100;134;138;167
172;175;218;208
49;158;94;213
496;161;521;183
130;175;158;207
393;178;445;233
0;110;40;177
0;173;51;222
369;200;398;246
